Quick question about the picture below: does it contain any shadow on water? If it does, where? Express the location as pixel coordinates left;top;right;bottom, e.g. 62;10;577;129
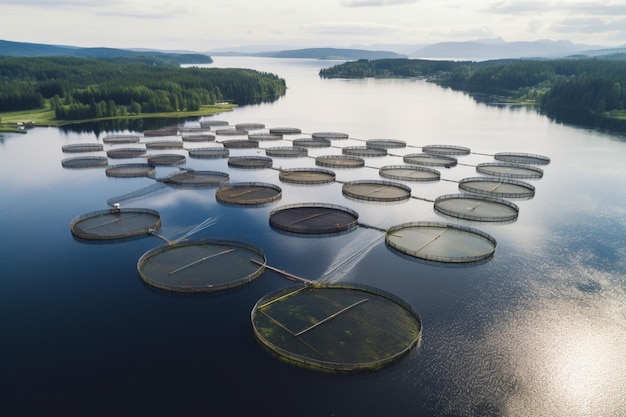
59;94;284;137
60;117;197;136
468;92;626;136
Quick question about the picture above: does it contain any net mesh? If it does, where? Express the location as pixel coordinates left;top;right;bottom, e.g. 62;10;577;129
70;208;161;241
252;283;421;372
138;239;266;292
386;221;497;263
434;194;519;222
269;203;359;235
342;180;411;202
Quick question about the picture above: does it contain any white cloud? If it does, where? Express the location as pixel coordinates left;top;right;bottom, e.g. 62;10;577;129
343;0;418;7
552;17;626;35
430;25;496;40
96;3;191;19
567;2;626;15
306;21;401;36
486;1;551;14
2;0;624;50
0;0;119;8
486;0;626;16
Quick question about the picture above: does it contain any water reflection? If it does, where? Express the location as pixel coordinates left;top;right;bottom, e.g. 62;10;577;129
488;257;626;415
2;57;626;417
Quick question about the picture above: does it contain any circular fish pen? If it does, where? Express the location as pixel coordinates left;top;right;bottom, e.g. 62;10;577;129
342;146;387;157
221;139;259;149
215;182;282;206
270;127;302;135
164;170;229;189
200;120;229;128
105;163;156;178
342;180;411;202
422;144;471;156
434;194;519;222
188;147;229;159
265;146;308;158
182;134;215;142
179;127;207;135
70;208;161;242
404;153;457;167
494;152;551;165
145;140;183;150
251;282;422;373
62;156;108;169
315;155;365;169
137;239;266;293
279;168;336;185
293;138;331;148
144;127;178;137
366;139;406;149
102;135;141;144
459;177;535;199
147;154;186;166
248;133;283;141
227;156;273;169
476;162;543;179
216;129;247;136
379;165;440;182
62;143;103;153
312;132;349;140
386;221;497;263
269;203;359;235
106;148;147;159
236;123;265;131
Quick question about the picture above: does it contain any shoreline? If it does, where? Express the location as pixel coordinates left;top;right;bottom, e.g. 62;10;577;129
0;103;235;131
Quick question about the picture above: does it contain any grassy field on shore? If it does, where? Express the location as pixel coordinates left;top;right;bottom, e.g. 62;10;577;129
0;102;235;132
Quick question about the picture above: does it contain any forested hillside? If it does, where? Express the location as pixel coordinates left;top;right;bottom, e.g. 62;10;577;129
319;58;461;78
320;56;626;131
0;56;286;120
0;39;213;64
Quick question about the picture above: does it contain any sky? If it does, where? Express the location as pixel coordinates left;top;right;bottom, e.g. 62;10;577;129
2;0;625;52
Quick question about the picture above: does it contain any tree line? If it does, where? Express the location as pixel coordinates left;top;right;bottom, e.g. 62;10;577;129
319;55;626;131
0;56;287;120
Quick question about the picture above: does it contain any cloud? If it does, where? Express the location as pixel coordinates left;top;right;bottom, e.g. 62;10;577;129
306;21;400;36
566;2;626;16
0;0;118;7
486;1;626;16
432;26;496;39
485;1;551;14
552;17;626;35
97;4;191;20
0;0;189;18
343;0;417;7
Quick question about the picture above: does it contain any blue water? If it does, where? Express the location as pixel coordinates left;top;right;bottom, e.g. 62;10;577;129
1;57;625;417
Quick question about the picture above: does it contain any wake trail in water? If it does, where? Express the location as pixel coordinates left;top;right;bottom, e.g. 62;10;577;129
174;216;220;242
318;230;385;283
107;183;168;207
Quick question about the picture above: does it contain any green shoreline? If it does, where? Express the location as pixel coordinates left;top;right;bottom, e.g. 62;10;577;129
0;103;235;132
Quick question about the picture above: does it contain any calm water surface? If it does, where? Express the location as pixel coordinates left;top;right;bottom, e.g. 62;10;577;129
1;57;625;417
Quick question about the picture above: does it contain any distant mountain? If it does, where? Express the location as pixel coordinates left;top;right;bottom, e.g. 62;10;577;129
411;39;607;60
211;47;405;60
4;38;620;64
571;46;626;58
0;40;212;64
348;43;426;56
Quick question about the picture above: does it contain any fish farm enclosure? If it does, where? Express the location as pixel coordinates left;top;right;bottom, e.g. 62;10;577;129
7;55;626;417
59;118;551;375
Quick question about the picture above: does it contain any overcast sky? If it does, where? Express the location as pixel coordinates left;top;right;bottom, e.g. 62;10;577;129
2;0;625;51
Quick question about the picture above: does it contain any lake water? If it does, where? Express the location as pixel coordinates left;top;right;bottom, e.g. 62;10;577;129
1;57;625;417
